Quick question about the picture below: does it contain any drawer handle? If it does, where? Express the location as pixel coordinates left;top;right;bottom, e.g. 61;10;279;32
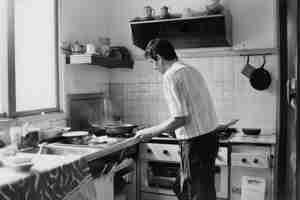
163;150;169;155
147;148;152;154
253;158;259;164
241;158;247;163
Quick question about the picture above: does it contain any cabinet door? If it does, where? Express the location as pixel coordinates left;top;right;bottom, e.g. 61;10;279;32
94;174;114;200
67;180;97;200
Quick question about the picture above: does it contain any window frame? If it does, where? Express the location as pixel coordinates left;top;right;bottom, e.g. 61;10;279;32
7;0;60;118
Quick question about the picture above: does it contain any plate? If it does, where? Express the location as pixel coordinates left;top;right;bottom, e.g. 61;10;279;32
2;155;34;171
62;131;89;137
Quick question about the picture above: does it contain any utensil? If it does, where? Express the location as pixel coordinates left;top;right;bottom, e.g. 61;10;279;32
241;56;256;78
242;128;261;136
37;142;47;155
160;6;170;19
104;123;138;136
249;56;272;90
144;6;155;19
182;8;193;18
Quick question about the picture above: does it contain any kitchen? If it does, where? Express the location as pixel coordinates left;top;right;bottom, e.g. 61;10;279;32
0;0;298;200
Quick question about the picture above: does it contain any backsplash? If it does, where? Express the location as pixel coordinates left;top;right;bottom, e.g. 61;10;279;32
110;55;279;133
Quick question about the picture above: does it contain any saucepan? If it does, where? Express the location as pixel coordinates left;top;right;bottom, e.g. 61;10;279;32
241;55;272;91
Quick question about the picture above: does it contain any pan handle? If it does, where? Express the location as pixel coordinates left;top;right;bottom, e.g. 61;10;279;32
260;55;266;68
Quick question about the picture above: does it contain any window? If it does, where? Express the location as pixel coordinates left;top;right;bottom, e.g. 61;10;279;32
0;0;8;116
7;0;60;117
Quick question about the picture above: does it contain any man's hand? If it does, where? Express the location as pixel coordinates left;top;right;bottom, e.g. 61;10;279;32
216;119;239;131
134;128;154;142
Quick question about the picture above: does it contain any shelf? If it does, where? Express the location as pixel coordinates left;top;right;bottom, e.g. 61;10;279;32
132;47;278;60
129;14;225;24
65;54;134;69
130;13;232;50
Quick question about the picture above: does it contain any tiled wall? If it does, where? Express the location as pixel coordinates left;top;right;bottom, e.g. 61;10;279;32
110;55;279;133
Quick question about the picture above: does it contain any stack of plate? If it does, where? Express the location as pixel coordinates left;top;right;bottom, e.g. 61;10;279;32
2;155;34;171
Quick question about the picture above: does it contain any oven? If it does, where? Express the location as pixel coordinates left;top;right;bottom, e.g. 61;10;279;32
139;141;228;200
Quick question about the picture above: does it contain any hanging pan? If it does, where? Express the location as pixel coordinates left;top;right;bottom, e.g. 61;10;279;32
249;55;272;91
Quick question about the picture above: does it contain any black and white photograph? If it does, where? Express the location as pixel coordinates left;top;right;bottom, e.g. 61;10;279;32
0;0;298;200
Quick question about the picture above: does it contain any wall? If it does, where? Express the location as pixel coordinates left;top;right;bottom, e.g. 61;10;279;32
106;0;279;133
110;55;278;132
61;0;111;114
60;0;111;43
107;0;277;55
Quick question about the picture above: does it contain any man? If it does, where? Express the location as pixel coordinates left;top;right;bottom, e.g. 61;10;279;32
135;38;220;200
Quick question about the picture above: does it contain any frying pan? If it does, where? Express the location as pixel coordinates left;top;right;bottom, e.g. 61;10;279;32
90;121;138;137
249;56;272;90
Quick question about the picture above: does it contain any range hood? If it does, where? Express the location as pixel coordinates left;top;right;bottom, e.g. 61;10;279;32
129;13;232;50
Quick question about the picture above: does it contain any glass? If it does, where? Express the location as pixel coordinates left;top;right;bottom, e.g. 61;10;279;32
9;126;22;149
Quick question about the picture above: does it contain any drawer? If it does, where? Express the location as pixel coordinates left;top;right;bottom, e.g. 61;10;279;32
139;143;180;162
141;192;177;200
231;153;270;168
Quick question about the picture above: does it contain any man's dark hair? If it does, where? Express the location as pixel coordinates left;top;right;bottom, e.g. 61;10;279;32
144;38;178;61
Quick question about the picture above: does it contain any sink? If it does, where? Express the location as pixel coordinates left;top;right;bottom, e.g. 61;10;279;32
21;144;99;157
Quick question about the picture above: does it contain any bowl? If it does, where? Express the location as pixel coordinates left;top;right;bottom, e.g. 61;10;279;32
242;128;261;136
3;155;33;171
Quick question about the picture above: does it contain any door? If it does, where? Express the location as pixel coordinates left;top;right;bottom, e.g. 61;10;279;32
277;0;299;200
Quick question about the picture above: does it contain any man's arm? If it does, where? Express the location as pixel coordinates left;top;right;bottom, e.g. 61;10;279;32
135;116;187;141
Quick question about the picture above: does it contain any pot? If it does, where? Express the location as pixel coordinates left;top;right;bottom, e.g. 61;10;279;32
104;123;138;135
249;56;272;90
90;121;138;137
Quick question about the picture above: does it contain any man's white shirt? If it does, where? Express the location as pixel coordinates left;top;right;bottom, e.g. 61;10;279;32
163;61;218;139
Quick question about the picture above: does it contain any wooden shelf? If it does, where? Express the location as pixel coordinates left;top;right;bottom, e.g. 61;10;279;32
66;54;134;69
130;13;232;50
129;14;225;24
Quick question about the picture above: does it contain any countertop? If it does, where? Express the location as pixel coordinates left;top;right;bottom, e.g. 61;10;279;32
0;136;140;200
222;132;276;145
0;132;276;199
150;131;276;145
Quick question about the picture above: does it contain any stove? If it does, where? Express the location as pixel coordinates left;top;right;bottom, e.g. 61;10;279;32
139;135;229;200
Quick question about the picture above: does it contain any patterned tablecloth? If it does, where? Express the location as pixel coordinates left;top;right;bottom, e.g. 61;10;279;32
0;155;92;200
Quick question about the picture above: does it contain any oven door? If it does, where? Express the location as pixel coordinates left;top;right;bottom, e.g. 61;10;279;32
140;161;179;195
140;146;228;199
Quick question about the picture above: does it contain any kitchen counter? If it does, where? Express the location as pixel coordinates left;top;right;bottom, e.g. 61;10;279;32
223;132;276;145
0;136;140;200
150;130;276;145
